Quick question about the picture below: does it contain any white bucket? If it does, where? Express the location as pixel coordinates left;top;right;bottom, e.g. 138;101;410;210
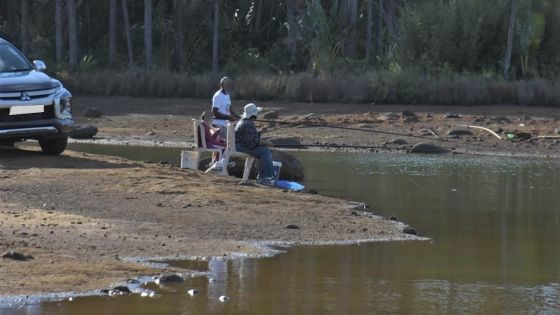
180;150;199;170
272;161;282;182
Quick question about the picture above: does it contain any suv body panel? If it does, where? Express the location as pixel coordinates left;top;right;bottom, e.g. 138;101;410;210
0;38;73;143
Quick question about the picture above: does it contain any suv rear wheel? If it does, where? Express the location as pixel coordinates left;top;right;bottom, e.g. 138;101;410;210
39;136;68;155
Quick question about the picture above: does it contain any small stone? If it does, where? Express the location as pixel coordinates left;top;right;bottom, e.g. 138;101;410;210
219;295;230;302
156;273;184;283
389;216;398;221
187;289;199;296
84;108;103;118
403;226;417;235
490;116;512;123
285;224;299;230
411;143;449;154
447;128;473;136
389;138;408;145
401;109;418;119
444;113;462;119
377;112;399;121
2;251;33;261
262;111;279;119
146;131;156;136
307;189;318;194
109;286;131;296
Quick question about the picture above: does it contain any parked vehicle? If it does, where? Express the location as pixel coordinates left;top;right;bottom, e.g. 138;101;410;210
0;37;73;155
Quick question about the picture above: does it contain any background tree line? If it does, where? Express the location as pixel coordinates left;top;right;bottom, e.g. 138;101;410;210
1;0;560;105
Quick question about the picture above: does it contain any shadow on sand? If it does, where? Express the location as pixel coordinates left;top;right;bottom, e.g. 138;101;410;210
0;146;140;170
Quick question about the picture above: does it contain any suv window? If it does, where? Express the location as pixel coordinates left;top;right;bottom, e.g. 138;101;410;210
0;43;33;72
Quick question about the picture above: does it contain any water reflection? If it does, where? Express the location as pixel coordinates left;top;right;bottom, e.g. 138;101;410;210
4;150;560;314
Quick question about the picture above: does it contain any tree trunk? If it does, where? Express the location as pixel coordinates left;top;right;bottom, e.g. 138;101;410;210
504;0;518;80
55;0;64;64
375;0;383;57
20;0;29;55
121;0;134;67
347;0;358;59
67;0;78;72
366;0;373;62
144;0;153;71
172;0;185;72
212;0;219;73
108;0;117;67
254;0;262;36
286;0;297;67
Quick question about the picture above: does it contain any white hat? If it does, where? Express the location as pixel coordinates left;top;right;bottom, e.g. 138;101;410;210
241;103;262;119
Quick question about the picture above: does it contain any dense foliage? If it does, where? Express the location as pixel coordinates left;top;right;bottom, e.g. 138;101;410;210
1;0;559;105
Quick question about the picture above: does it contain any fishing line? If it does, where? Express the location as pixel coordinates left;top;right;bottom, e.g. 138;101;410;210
256;119;504;152
271;143;410;151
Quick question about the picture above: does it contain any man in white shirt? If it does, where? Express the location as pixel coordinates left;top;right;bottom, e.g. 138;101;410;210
212;77;240;137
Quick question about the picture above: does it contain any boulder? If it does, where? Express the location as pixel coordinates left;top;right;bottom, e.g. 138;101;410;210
69;125;99;139
270;150;304;181
262;111;279;119
200;149;305;181
447;128;473;136
411;143;449;154
84;108;103;118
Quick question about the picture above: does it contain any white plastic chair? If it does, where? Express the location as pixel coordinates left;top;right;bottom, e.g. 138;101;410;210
183;119;223;170
219;122;254;183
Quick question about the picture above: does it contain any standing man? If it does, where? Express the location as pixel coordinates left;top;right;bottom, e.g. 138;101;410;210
212;77;240;137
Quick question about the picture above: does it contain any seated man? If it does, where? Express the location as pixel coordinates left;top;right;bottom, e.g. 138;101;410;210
235;103;275;186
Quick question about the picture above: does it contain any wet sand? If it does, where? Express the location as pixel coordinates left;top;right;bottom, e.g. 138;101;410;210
0;147;415;298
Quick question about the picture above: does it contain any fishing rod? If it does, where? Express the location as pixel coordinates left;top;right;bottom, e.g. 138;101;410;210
256;119;503;152
271;143;410;151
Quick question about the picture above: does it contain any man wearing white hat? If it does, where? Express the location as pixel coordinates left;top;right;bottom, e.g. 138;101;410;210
235;103;275;187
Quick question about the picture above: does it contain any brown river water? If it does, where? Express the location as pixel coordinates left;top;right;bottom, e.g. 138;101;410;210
3;144;560;314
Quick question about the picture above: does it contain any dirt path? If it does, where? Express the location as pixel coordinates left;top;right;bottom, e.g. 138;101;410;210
73;97;560;158
0;147;413;297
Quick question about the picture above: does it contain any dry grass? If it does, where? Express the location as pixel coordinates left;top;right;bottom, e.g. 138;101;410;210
59;70;560;106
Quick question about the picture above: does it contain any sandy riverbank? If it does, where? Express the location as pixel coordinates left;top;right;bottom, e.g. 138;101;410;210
0;147;415;298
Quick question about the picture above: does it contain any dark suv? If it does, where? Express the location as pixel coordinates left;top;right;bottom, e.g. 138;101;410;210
0;37;73;155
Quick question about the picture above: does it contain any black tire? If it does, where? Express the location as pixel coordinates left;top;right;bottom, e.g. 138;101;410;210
39;136;68;155
0;141;16;148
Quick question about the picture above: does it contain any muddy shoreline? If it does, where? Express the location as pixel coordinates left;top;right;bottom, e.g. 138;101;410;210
1;96;558;305
72;96;560;159
0;147;418;304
